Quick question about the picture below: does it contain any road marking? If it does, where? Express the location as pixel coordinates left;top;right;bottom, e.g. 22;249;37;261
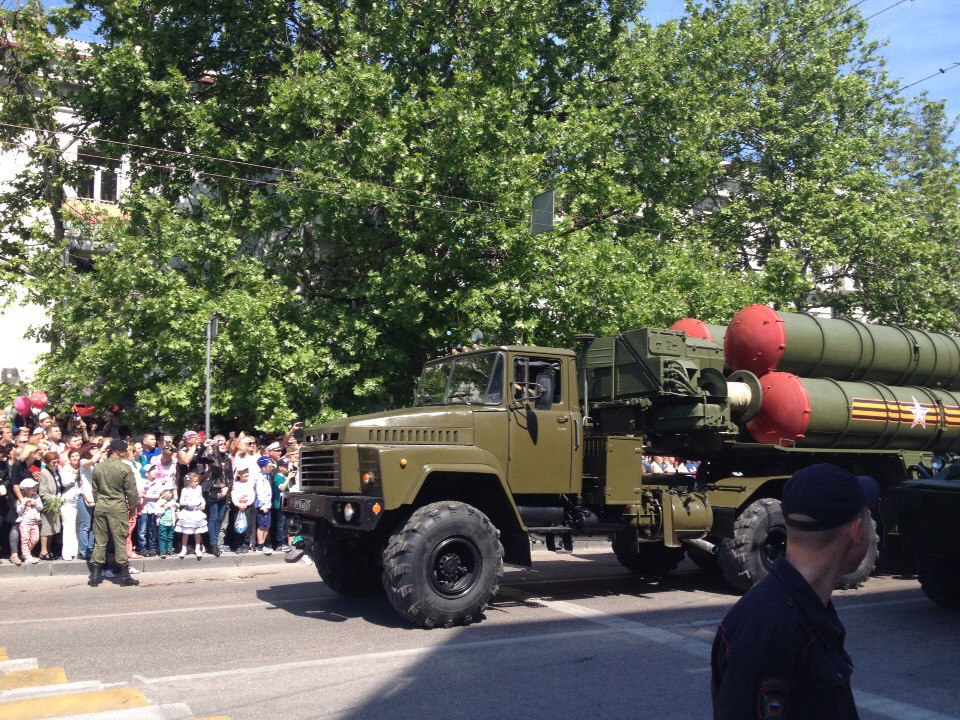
137;627;615;684
835;596;928;612
0;596;322;626
0;667;67;691
510;573;635;586
500;588;712;659
0;686;148;720
0;649;6;662
508;588;960;720
0;681;105;704
855;689;960;720
0;658;38;672
681;595;929;629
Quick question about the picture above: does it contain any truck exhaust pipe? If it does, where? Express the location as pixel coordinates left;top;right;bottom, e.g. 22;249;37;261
683;538;718;556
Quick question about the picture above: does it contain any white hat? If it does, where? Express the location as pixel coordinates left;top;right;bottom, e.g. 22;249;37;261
38;412;50;421
19;478;38;489
266;442;281;452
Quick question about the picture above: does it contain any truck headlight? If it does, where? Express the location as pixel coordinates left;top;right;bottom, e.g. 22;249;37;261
343;503;357;523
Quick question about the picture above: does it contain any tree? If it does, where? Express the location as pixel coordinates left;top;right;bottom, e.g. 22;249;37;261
23;193;345;431
0;0;91;292
852;98;960;330
3;0;959;429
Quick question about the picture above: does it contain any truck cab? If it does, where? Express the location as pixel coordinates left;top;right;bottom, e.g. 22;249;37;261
284;345;599;627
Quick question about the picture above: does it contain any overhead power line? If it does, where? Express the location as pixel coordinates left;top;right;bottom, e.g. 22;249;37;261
893;61;960;95
861;0;913;24
0;137;533;227
0;120;509;212
0;121;653;234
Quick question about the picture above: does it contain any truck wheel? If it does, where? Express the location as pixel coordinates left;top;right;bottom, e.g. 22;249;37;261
916;556;960;608
382;501;504;628
718;498;785;592
314;532;383;597
612;533;685;579
837;517;879;590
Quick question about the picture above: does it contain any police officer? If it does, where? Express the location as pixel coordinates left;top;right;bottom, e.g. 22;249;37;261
89;438;140;587
711;463;879;719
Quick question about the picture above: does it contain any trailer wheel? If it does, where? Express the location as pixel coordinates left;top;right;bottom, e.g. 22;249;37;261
916;556;960;608
612;533;685;579
314;531;384;596
837;516;879;590
718;498;786;592
382;501;504;628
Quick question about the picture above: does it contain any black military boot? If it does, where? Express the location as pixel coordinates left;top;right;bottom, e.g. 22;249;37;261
118;565;139;587
88;564;103;587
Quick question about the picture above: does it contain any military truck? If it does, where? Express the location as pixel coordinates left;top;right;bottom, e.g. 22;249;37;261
896;461;960;608
283;305;960;628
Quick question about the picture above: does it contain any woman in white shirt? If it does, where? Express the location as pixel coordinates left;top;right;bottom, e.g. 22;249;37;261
59;450;82;560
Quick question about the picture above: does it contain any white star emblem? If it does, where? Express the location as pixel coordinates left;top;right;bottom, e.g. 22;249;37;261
909;396;929;429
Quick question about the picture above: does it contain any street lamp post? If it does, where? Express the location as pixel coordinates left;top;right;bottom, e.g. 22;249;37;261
205;316;219;438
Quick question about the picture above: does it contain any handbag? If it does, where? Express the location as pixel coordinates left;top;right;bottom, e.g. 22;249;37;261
234;510;248;534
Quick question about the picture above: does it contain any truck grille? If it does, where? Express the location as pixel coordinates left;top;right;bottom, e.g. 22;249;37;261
300;446;341;491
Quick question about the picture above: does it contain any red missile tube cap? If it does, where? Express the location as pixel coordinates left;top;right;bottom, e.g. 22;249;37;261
669;318;716;343
746;371;812;446
725;304;787;376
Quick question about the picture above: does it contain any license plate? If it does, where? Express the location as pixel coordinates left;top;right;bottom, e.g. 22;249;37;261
291;498;311;511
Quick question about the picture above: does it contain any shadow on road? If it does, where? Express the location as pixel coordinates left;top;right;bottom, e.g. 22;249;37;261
256;581;412;629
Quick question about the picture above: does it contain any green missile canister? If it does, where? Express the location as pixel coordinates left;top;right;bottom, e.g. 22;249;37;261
725;305;960;390
747;371;960;452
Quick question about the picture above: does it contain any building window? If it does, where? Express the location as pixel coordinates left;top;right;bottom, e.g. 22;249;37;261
76;146;120;203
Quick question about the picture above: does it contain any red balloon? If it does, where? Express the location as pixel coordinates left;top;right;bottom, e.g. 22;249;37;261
29;390;48;409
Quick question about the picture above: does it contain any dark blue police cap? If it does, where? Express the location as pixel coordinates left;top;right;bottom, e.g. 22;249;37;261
782;463;880;531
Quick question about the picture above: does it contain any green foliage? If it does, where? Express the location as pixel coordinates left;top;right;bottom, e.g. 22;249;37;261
2;0;959;428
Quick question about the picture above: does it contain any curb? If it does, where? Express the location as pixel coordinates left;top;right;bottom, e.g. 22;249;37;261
0;551;290;578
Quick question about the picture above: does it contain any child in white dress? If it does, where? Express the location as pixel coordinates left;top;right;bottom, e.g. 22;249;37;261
175;472;208;559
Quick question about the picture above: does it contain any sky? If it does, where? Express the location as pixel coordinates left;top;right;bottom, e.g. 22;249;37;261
45;0;960;125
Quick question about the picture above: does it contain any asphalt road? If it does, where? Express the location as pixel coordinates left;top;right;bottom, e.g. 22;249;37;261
2;549;958;720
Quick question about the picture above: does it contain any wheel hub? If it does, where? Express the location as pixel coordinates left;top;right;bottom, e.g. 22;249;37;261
428;536;482;599
761;526;787;571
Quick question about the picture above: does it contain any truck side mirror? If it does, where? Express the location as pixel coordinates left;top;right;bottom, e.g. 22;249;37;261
534;373;554;411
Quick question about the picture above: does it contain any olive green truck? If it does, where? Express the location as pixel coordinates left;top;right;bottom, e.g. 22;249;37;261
283;305;960;627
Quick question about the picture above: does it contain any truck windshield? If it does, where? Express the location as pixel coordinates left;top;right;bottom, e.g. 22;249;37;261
414;352;505;406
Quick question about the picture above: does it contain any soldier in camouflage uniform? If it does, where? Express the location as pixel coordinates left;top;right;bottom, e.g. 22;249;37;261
89;438;140;587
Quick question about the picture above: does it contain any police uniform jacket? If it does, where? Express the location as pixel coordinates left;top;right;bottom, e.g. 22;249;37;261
711;555;858;720
91;457;139;514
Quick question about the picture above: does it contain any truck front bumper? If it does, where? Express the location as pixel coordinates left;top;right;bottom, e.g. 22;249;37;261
282;492;384;533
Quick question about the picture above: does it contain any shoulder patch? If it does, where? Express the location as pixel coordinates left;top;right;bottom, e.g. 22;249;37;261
757;677;789;719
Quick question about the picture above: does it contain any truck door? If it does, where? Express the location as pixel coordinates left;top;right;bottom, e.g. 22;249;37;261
507;355;574;494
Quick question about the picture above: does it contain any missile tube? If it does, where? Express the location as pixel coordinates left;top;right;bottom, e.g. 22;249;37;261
725;305;960;390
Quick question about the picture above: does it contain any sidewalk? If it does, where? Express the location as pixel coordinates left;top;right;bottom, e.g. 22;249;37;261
0;550;293;578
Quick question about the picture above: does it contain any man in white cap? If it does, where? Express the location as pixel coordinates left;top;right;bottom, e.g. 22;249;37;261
266;441;282;466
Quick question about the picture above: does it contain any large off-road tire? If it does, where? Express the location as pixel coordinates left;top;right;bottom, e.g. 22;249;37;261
382;501;504;628
719;498;786;592
837;516;880;590
720;499;881;593
612;533;685;579
314;532;384;597
916;555;960;608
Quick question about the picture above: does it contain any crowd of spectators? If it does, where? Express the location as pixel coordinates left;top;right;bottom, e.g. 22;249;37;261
0;409;305;568
642;455;700;475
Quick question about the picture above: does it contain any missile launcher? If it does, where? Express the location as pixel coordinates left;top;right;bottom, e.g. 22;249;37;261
725;305;960;390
